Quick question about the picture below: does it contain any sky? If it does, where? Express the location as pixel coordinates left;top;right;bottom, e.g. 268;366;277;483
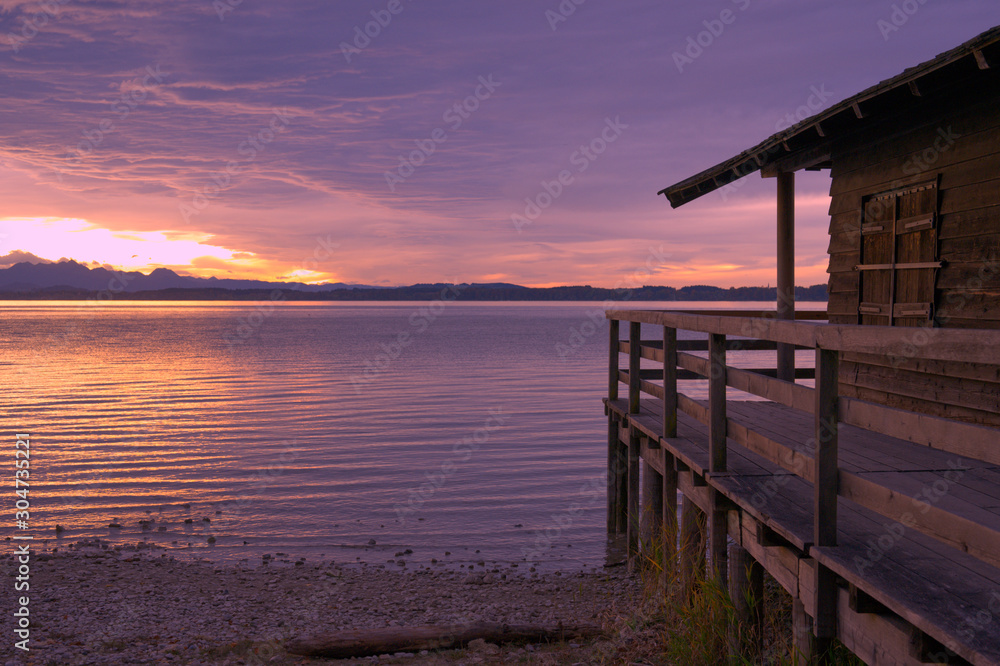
0;1;997;288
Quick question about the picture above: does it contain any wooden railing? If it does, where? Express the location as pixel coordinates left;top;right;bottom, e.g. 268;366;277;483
607;309;1000;571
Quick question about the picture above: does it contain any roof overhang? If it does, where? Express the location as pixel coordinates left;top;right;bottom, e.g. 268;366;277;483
659;25;1000;208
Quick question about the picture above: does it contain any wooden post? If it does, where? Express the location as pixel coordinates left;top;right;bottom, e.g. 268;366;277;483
729;544;764;659
708;490;728;588
708;333;728;586
709;334;727;473
814;347;840;649
679;495;704;601
642;459;663;559
626;322;641;556
661;326;679;582
607;318;620;535
616;437;628;534
814;347;839;546
792;597;815;665
607;419;621;533
661;451;678;578
777;170;796;382
608;319;619;402
663;327;678;438
627;431;641;564
628;322;641;414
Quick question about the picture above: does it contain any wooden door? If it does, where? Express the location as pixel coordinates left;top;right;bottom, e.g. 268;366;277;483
858;181;940;327
894;185;938;327
859;193;895;326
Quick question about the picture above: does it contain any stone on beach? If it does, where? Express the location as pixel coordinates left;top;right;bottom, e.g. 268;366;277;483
0;541;636;665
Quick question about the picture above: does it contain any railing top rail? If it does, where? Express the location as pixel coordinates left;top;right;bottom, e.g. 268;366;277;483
667;309;829;320
605;309;820;348
605;309;1000;365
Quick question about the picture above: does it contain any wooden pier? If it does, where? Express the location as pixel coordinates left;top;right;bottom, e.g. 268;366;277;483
604;309;1000;665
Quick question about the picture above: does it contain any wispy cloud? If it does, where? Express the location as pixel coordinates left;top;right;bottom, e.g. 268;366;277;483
0;0;994;285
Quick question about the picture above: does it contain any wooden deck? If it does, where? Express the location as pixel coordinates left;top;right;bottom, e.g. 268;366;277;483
604;310;1000;665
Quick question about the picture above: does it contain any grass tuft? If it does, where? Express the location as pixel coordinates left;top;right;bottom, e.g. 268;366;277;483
598;506;865;666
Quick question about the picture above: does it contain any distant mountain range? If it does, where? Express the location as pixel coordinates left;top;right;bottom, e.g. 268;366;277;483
0;261;828;301
0;260;369;293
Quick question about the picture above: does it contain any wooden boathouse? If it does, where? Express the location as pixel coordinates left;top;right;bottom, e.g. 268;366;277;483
605;27;1000;664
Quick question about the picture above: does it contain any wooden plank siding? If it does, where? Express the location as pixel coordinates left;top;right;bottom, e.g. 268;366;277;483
825;78;1000;427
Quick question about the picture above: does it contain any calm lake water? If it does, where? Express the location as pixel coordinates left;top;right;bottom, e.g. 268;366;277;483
0;300;822;571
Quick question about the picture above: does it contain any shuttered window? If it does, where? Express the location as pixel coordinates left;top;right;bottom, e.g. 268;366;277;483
857;179;941;327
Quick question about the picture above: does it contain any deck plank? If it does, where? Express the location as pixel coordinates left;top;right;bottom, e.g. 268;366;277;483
812;507;1000;665
956;467;1000;507
726;400;894;474
741;400;994;473
712;472;815;551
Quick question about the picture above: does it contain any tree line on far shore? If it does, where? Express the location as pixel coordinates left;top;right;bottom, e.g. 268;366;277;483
0;283;829;302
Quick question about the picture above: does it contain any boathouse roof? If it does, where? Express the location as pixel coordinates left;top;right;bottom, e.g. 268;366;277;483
659;25;1000;208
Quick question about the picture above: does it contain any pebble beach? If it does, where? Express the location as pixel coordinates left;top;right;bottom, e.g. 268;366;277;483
0;540;640;666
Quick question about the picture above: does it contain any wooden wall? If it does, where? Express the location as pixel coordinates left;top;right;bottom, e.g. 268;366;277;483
826;78;1000;426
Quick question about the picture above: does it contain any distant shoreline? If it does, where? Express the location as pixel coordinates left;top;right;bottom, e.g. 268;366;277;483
0;284;828;302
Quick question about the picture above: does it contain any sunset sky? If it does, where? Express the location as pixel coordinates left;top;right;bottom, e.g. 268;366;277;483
0;1;996;287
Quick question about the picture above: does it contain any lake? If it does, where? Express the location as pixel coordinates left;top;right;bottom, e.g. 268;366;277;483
0;300;822;571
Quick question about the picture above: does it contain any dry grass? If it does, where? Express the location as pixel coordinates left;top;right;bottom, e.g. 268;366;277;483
595;514;866;666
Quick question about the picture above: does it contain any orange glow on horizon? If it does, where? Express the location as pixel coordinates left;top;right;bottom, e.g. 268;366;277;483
0;217;830;290
0;218;343;284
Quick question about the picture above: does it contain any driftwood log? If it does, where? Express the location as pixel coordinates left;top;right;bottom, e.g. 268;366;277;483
284;621;604;658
